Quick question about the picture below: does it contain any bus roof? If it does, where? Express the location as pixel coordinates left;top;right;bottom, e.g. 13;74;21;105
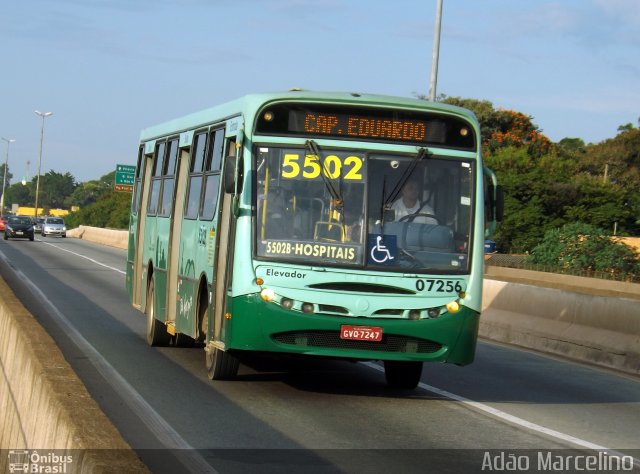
139;90;479;142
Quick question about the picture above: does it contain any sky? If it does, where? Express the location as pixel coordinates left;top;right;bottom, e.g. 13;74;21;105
1;0;639;183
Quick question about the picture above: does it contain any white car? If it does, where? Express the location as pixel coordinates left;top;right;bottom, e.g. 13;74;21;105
42;217;67;238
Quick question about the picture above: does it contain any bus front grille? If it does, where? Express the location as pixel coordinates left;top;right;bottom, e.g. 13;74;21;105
272;330;442;354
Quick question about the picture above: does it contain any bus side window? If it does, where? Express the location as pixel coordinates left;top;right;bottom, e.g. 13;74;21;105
207;128;224;171
185;131;207;219
159;138;178;217
200;175;220;220
147;141;165;215
132;146;144;214
199;127;224;220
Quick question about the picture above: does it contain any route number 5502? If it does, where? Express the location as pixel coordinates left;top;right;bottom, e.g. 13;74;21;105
281;153;363;181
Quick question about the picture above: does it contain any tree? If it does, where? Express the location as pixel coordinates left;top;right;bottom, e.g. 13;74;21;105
66;172;114;208
65;191;131;229
579;128;640;188
557;137;586;154
441;97;552;157
37;171;77;210
0;163;13;194
5;181;33;208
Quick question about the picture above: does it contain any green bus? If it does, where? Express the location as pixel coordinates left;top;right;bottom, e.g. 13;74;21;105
126;90;502;389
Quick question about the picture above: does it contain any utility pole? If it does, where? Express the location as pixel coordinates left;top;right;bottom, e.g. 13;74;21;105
1;137;15;213
428;0;444;101
35;110;53;219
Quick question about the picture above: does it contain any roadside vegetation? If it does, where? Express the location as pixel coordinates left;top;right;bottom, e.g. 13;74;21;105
1;97;638;279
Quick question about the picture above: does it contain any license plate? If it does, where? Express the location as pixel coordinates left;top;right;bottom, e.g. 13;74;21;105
340;325;383;342
16;231;23;235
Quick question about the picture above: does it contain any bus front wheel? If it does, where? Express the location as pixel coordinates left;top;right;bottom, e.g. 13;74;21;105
384;361;423;389
206;346;239;380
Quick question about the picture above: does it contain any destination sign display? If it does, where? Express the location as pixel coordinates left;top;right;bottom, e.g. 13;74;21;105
258;239;362;265
255;103;476;150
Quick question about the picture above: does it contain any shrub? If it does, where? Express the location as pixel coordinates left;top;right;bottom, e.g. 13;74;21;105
527;222;640;278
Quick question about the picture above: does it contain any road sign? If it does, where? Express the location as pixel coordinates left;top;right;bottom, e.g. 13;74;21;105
114;184;133;193
115;174;135;185
116;164;136;174
115;163;136;189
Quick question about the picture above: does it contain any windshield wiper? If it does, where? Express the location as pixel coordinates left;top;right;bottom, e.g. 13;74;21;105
379;147;428;233
306;140;344;219
384;147;428;209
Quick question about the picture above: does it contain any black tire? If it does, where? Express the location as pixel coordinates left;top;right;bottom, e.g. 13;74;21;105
42;232;46;237
196;287;208;343
3;233;7;240
384;361;423;389
206;346;239;380
29;235;34;241
145;278;170;346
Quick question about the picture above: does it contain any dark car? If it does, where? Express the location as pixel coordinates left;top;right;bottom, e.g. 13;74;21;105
4;216;35;241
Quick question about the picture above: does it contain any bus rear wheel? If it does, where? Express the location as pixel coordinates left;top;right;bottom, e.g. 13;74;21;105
383;361;423;389
206;346;239;380
146;279;170;347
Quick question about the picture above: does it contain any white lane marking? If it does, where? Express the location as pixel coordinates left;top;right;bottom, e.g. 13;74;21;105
39;240;126;274
363;362;640;465
0;249;217;473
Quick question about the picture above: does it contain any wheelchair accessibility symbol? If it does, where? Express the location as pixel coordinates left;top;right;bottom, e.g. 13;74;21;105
368;234;397;265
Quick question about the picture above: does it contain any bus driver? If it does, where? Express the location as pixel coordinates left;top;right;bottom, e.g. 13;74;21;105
391;178;437;224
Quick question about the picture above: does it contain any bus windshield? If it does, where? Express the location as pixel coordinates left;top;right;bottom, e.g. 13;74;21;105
255;146;474;273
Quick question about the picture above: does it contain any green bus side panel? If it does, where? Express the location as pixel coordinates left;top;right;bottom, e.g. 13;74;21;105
153;218;171;320
125;261;134;301
126;214;138;303
154;270;168;322
176;278;197;336
226;294;479;364
174;219;215;337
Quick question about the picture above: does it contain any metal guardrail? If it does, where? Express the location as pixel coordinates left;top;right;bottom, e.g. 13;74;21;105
485;254;640;284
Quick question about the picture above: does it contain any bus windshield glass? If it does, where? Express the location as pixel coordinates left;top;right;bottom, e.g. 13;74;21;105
255;146;474;273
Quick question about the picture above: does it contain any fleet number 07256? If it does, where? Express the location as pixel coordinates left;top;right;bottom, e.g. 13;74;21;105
415;279;464;293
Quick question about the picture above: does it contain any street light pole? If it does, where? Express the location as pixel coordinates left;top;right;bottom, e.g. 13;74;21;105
1;137;16;214
34;110;53;219
428;0;444;101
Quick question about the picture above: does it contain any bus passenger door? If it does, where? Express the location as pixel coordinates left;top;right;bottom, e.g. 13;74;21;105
211;138;239;343
133;147;154;308
166;147;190;330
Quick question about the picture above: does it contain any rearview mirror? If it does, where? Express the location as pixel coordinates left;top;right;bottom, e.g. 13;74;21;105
224;155;236;194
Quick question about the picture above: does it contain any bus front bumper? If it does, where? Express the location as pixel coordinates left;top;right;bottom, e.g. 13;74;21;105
223;294;479;365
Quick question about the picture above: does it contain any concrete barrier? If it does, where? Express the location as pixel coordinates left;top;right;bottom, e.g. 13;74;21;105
67;226;128;250
481;266;640;376
0;276;148;472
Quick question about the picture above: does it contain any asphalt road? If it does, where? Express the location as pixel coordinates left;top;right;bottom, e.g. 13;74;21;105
1;236;639;473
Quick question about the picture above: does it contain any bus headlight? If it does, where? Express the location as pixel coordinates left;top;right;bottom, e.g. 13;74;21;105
446;301;461;313
408;310;421;320
281;298;294;310
260;288;276;302
301;302;314;314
